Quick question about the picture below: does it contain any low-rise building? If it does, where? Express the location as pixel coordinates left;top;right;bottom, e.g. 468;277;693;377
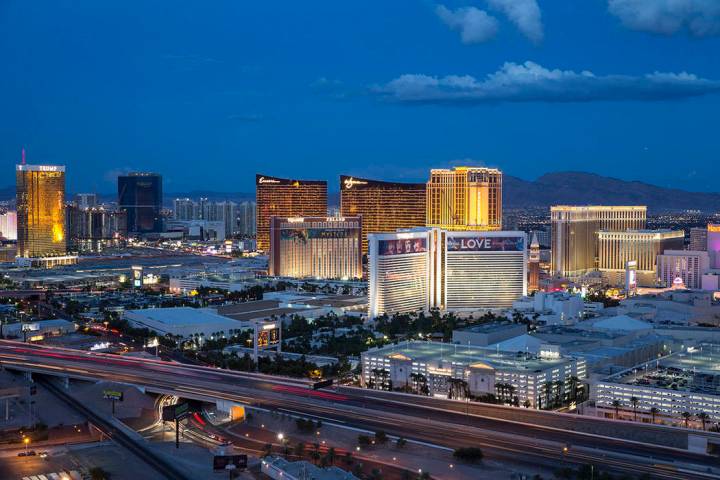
361;341;586;409
594;344;720;426
124;307;246;339
512;291;586;325
261;456;359;480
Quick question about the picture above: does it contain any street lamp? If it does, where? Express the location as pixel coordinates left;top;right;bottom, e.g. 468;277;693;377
277;433;284;441
23;436;30;454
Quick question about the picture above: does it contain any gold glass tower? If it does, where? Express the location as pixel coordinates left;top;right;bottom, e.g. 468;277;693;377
340;176;426;254
16;164;67;258
255;174;327;252
426;167;502;231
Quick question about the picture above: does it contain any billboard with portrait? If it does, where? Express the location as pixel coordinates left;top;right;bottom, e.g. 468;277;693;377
378;237;427;256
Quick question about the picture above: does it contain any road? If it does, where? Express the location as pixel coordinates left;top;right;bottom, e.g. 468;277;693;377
0;340;717;479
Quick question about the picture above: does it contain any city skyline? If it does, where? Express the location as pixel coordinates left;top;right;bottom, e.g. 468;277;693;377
1;1;719;193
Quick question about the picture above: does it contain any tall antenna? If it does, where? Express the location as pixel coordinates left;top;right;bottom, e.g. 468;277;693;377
21;148;26;165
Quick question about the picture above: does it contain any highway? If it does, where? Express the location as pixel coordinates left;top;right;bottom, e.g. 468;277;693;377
0;340;717;479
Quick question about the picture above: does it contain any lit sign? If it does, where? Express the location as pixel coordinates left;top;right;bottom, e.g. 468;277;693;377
708;224;720;233
258;176;280;184
447;235;524;252
281;228;356;242
257;327;280;347
378;238;427;256
343;177;368;189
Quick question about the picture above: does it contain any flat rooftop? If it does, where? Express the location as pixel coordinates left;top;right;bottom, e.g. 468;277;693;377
456;322;522;334
609;344;720;396
365;341;574;372
125;307;243;327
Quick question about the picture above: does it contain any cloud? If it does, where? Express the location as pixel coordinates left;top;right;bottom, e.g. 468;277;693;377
436;5;499;44
373;61;720;104
486;0;543;43
608;0;720;36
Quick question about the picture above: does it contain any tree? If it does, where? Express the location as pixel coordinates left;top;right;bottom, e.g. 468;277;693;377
681;411;693;429
396;437;407;448
697;412;709;431
374;430;388;444
293;442;305;457
326;447;336;465
358;435;372;447
89;467;111;480
630;396;639;421
611;399;621;420
453;446;484;463
649;406;659;424
262;443;273;457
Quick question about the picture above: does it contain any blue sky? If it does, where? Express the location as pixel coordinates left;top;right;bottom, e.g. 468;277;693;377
0;0;719;193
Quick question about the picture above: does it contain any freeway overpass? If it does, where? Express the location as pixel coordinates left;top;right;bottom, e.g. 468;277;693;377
0;340;718;479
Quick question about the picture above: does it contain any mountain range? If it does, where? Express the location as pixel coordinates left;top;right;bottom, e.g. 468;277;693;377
0;172;717;212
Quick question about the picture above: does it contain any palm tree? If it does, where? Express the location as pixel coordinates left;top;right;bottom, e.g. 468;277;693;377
611;399;621;420
544;381;553;409
327;447;336;465
697;412;709;431
649;407;659;424
630;396;639;421
681;411;693;429
568;376;579;402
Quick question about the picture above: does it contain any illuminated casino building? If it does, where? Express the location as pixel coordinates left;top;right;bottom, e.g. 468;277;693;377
598;229;684;287
426;167;502;231
255;174;327;252
708;224;720;269
269;216;362;280
551;206;647;278
339;175;426;254
368;229;526;318
16;163;76;267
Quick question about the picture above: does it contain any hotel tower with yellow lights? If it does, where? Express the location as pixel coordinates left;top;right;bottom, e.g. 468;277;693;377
16;164;69;263
426;167;502;231
340;175;426;255
255;174;327;252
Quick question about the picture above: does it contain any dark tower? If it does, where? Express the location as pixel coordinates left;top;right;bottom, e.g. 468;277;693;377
117;173;163;234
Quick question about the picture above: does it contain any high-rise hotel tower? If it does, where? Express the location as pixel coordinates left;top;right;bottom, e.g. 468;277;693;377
340;176;426;255
255;174;327;252
16;164;67;259
550;206;647;278
426;167;502;231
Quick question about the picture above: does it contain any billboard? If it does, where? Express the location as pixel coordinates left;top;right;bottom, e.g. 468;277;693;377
162;402;191;421
378;237;427;256
103;390;124;401
446;235;524;252
280;228;356;242
257;324;280;348
131;266;143;288
625;260;638;296
213;455;248;471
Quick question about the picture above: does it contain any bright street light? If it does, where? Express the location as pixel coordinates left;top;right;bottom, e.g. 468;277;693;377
277;433;284;441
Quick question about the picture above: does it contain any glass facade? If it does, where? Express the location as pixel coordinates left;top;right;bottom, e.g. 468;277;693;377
255;174;327;252
16;164;66;258
117;173;163;234
340;176;426;255
426;167;502;231
550;206;647;277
